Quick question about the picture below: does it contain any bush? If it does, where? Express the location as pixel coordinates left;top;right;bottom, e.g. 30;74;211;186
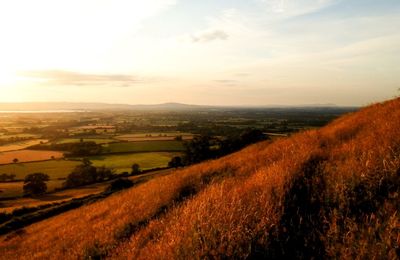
168;156;183;168
106;178;134;193
131;163;141;175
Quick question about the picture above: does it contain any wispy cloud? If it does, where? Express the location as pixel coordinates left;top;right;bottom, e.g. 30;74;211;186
261;0;337;17
185;29;229;43
20;70;145;87
214;79;238;86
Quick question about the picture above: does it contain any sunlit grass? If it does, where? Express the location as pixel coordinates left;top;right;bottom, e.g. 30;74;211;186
0;98;399;259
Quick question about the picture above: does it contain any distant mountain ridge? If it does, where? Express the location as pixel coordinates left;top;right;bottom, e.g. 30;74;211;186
0;102;355;111
0;102;205;111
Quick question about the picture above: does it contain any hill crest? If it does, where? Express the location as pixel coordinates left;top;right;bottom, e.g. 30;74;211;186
0;98;399;259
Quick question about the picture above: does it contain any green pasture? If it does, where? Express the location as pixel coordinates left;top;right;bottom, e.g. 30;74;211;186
0;160;80;180
86;152;181;173
52;138;116;145
102;140;185;153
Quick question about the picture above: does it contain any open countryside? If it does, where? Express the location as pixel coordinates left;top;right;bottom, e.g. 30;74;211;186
0;150;64;164
0;0;399;258
0;139;48;153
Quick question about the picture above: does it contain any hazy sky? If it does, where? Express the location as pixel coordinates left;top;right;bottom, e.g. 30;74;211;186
0;0;399;106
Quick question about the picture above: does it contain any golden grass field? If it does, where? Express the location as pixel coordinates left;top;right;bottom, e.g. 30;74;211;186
0;98;399;259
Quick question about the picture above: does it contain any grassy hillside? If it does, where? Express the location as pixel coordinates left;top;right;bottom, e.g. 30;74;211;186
0;98;399;259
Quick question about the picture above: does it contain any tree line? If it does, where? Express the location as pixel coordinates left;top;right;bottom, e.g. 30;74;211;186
168;128;268;167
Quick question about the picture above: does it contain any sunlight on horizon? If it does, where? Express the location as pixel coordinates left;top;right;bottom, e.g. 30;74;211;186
0;0;399;105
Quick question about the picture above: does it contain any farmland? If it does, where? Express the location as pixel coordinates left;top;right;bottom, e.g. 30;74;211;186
51;138;116;145
0;160;80;180
0;180;62;199
86;152;181;173
115;132;193;142
0;98;396;259
102;140;185;153
0;151;178;198
0;134;39;141
0;150;64;164
0;168;173;213
0;105;354;209
0;139;48;153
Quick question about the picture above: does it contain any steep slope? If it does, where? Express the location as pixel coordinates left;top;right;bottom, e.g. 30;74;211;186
0;98;399;259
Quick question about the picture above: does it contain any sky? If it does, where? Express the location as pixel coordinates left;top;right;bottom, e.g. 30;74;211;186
0;0;399;106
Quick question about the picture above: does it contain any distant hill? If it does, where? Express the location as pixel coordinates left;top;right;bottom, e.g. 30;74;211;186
0;102;356;112
0;102;203;111
1;98;398;259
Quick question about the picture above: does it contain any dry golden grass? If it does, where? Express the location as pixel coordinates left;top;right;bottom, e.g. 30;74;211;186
0;98;399;259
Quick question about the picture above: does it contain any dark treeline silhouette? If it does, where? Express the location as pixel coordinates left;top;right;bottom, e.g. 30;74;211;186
63;159;114;188
182;128;268;165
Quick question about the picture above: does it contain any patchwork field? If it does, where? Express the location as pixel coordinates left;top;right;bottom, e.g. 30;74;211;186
115;132;193;142
0;134;39;141
0;139;48;153
51;138;116;145
0;150;64;164
0;151;180;198
102;140;185;153
0;98;396;260
86;152;181;173
0;160;80;180
0;168;173;213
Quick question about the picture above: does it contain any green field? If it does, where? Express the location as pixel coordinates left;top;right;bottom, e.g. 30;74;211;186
0;160;80;180
87;152;181;173
102;140;185;153
51;138;116;145
115;132;193;142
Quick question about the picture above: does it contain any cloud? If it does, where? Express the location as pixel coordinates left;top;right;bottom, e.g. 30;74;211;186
19;70;145;87
188;29;229;43
260;0;336;17
214;79;238;86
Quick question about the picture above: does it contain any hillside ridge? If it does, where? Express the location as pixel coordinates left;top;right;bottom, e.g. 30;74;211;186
0;98;399;259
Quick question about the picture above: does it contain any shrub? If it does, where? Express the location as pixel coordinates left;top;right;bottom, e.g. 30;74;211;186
106;178;134;193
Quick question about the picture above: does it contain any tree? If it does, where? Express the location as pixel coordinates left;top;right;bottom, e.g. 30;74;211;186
64;162;97;188
183;135;216;165
174;135;183;141
13;158;19;164
131;163;141;175
168;156;183;168
82;158;93;166
96;166;115;182
64;161;114;188
23;173;49;196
